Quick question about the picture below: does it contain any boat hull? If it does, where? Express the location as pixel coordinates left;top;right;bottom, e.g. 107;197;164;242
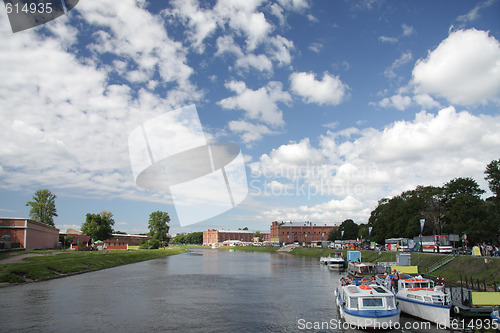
328;260;345;269
340;307;400;329
397;296;451;328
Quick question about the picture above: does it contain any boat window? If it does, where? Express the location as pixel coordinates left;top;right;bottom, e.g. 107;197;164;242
350;297;359;309
386;297;395;308
424;296;432;302
371;286;387;293
432;295;443;304
415;296;424;301
362;298;383;307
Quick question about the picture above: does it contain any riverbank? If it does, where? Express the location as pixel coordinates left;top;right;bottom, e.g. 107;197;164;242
222;246;500;287
0;247;187;284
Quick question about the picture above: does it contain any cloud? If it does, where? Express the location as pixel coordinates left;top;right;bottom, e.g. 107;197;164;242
376;95;412;110
379;36;398;43
0;0;203;204
228;120;274;145
250;107;500;223
290;71;349;106
309;42;323;53
456;0;496;23
218;81;291;126
384;51;413;79
412;29;500;105
402;24;415;37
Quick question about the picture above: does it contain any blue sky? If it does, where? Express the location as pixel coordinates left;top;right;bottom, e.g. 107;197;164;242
1;0;500;235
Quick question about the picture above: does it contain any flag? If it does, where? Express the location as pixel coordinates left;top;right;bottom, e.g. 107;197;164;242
341;230;344;239
386;243;391;250
420;219;425;234
368;227;372;237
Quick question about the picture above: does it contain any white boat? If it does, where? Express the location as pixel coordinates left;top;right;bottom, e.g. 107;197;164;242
491;310;500;331
395;276;451;327
347;261;377;278
320;252;345;269
335;280;400;329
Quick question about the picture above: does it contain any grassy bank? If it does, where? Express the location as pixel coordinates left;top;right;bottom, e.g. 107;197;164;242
0;247;187;284
227;246;500;287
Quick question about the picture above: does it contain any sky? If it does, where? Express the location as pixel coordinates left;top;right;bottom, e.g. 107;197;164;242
1;0;500;235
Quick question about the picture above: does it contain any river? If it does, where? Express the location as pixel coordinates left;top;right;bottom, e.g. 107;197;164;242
0;249;455;332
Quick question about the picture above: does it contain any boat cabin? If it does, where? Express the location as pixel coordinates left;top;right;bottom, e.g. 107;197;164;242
340;284;397;311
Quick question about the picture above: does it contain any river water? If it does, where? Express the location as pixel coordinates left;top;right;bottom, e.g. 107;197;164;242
0;249;453;332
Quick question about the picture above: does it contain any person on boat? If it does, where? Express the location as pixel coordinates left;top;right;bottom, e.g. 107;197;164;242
384;273;391;290
392;269;400;292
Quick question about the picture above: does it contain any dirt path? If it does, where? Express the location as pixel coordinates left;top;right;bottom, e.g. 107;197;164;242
0;252;64;265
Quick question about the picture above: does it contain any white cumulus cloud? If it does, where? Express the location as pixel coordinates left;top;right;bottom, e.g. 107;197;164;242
412;29;500;105
290;72;349;106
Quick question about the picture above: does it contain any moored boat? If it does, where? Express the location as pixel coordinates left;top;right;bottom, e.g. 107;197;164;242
347;261;377;278
395;276;451;327
336;278;400;329
320;252;345;269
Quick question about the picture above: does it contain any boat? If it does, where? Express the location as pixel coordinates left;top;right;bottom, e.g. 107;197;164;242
491;310;500;330
335;278;400;329
320;252;345;269
394;276;452;327
347;261;378;278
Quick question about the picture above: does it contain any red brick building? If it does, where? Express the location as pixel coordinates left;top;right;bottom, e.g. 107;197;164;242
0;218;59;250
270;221;338;245
203;229;255;245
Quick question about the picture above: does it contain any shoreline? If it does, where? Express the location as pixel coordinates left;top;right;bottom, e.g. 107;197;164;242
0;246;188;286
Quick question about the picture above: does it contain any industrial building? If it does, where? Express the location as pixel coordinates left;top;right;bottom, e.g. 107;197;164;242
0;218;60;250
203;229;262;245
270;221;338;245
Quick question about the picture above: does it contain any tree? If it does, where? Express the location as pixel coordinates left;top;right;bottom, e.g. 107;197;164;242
254;231;262;242
81;211;115;241
485;158;500;197
148;211;170;247
26;189;58;226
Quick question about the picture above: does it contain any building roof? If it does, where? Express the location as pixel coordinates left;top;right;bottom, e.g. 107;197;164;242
277;221;338;227
0;217;60;231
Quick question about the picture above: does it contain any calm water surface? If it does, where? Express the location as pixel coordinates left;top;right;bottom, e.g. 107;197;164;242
0;249;446;332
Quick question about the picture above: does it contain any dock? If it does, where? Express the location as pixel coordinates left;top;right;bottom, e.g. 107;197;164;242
449;275;500;317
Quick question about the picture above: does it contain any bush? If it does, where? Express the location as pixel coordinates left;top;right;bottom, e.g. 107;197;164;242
138;239;160;249
149;239;160;249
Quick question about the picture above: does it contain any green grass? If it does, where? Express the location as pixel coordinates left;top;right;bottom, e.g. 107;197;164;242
431;256;500;287
0;247;187;283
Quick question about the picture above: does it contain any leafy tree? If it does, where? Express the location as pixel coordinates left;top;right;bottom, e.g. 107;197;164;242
485;158;500;197
254;231;262;241
26;189;58;226
64;235;73;249
330;219;359;240
81;211;115;241
148;211;170;246
444;177;485;199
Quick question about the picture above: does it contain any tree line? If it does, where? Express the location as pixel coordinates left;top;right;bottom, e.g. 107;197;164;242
25;190;170;249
